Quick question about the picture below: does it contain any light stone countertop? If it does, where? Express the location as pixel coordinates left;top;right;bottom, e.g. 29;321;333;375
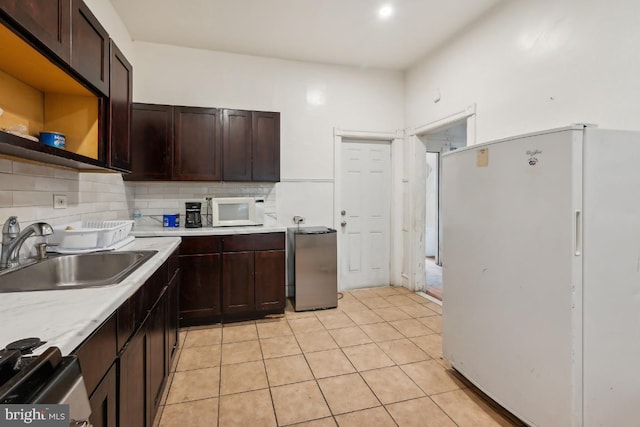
0;236;181;356
130;223;288;237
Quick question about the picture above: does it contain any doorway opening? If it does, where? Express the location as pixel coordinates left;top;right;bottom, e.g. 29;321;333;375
418;121;467;300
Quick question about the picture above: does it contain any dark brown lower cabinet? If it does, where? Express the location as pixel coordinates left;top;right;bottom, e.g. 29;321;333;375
221;233;286;317
222;251;255;314
255;250;286;311
76;250;180;427
147;290;168;423
88;362;117;427
179;253;221;324
118;327;146;427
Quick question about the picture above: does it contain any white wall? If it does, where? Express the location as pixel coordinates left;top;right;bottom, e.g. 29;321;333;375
133;41;404;227
405;0;640;143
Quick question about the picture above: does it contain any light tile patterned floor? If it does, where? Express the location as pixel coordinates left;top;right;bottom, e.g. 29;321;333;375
155;286;523;427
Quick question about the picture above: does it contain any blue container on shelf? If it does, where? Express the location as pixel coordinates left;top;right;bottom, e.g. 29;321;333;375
163;214;180;228
39;132;66;148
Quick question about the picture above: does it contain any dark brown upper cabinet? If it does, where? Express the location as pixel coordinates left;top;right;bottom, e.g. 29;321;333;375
129;104;173;180
174;107;222;180
222;109;252;181
0;0;71;63
108;40;132;172
71;0;109;95
252;111;281;182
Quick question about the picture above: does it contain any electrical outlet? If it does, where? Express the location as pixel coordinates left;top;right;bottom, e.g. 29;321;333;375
53;194;67;209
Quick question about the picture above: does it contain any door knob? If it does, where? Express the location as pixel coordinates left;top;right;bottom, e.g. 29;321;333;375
341;210;346;216
341;221;347;227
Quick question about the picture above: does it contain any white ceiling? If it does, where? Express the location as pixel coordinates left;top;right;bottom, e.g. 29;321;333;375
109;0;504;70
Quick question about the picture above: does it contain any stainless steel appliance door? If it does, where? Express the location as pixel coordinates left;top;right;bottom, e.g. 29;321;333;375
294;230;337;311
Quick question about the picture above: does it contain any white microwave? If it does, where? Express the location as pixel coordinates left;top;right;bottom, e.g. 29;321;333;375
211;197;264;227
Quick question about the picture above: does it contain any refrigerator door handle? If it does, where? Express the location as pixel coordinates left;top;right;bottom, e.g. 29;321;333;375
574;210;582;256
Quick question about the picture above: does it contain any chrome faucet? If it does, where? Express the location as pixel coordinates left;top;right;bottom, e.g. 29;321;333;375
1;216;54;270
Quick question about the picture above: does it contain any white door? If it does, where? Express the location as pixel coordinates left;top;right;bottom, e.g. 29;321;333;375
340;140;391;290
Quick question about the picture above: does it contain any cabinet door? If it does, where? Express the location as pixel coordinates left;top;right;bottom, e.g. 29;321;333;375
108;40;132;172
147;293;167;423
167;269;180;369
71;0;109;95
0;0;71;63
179;253;221;324
222;109;252;181
89;362;117;427
222;251;255;314
119;327;147;427
255;250;286;312
174;106;221;180
252;111;280;182
129;104;173;180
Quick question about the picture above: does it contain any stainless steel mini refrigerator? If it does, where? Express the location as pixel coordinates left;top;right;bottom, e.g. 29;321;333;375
289;226;337;311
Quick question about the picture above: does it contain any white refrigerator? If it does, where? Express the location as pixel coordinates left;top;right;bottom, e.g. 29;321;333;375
441;125;640;427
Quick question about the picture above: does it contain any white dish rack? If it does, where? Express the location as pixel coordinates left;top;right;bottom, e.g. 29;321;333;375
51;220;134;251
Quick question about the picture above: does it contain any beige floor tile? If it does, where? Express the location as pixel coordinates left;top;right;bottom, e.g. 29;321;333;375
350;288;385;299
271;380;332;425
375;287;402;297
316;312;356;329
345;309;385;325
400;360;465;395
152;405;163;427
160;373;173;405
169;348;181;373
374;307;413;322
385;295;418;307
328;326;372;347
261;335;302;359
289;316;326;334
338;299;368;313
342;343;395;372
334;406;396;427
417;316;442;333
178;329;188;348
431;389;518;427
222;323;258;343
317;373;380;415
377;338;430;365
289;417;337;426
265;354;314;386
220;360;268;395
166;367;219;404
423;302;443;315
411;334;443;359
406;293;431;304
360;323;404;342
305;349;356;378
399;304;439;318
176;345;221;371
390;318;436;338
362;296;395;309
219;389;276;427
256;319;293;339
183;327;222;348
361;366;424;404
386;397;456;427
160;398;218;427
221;340;262;365
296;330;338;353
392;286;412;294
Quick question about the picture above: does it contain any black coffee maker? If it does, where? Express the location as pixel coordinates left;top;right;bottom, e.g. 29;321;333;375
185;202;202;228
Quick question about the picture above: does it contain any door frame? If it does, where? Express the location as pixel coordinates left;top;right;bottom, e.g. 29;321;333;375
333;128;403;291
405;104;476;292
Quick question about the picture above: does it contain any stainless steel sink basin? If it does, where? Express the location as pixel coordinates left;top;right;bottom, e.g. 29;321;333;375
0;250;157;292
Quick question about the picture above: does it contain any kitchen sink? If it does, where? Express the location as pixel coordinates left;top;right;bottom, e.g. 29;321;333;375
0;251;157;292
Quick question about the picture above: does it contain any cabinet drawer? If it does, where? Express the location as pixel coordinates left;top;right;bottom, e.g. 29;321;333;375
74;313;117;395
180;236;222;255
222;233;285;252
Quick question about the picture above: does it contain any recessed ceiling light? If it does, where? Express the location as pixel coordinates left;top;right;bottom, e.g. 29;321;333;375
378;4;393;20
